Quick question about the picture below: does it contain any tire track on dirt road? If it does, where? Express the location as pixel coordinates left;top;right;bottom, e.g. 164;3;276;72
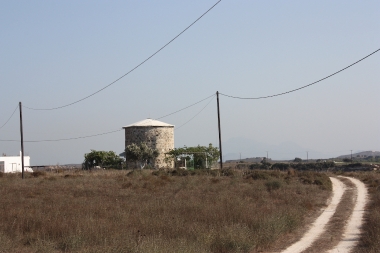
327;176;368;253
279;176;368;253
280;177;346;253
302;177;356;253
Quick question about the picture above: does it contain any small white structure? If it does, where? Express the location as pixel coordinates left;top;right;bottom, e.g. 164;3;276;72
0;152;33;173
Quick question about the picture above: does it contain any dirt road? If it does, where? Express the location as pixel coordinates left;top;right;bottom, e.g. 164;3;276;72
326;176;368;253
279;176;368;253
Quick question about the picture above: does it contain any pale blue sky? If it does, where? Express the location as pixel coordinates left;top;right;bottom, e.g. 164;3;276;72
1;1;379;165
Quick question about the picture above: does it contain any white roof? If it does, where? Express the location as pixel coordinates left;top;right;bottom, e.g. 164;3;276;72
123;118;174;128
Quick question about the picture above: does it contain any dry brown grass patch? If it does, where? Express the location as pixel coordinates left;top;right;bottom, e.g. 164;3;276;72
0;169;331;253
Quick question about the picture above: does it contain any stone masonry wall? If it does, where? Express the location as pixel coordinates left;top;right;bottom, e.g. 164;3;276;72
125;126;174;168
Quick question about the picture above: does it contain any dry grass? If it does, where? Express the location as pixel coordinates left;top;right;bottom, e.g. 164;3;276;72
0;169;330;253
337;171;380;253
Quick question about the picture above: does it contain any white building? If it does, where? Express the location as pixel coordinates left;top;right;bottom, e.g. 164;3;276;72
0;152;33;173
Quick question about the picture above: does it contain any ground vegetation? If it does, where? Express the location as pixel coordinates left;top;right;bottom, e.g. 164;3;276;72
0;169;330;253
165;144;219;169
125;142;159;169
82;150;124;170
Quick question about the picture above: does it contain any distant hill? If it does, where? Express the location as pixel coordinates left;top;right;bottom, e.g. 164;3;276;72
337;151;380;159
222;137;325;161
226;157;268;163
220;136;380;162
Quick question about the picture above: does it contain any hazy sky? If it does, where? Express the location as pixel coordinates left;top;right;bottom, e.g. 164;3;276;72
1;1;379;165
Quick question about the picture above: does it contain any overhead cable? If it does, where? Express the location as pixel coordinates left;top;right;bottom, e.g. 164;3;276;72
1;94;216;142
23;0;222;111
155;93;215;120
0;129;122;143
176;95;215;130
0;104;19;130
220;48;380;99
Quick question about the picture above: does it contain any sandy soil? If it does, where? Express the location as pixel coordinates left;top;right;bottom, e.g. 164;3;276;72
279;176;368;253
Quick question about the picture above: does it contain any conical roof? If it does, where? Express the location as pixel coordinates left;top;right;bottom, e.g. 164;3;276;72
123;118;174;128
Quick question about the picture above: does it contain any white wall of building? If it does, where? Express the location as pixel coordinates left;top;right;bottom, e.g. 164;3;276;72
0;152;32;173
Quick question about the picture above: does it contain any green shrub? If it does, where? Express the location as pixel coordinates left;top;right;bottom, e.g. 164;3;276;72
298;172;332;190
245;171;269;180
272;163;290;171
249;163;261;170
265;180;282;191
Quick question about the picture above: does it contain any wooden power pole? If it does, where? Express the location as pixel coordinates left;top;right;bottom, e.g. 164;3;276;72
19;102;25;179
216;91;223;170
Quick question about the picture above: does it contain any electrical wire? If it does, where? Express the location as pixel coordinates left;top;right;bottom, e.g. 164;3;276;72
23;0;222;111
176;95;215;130
0;104;19;130
155;93;215;120
0;94;215;143
0;129;122;143
2;93;215;141
220;48;380;99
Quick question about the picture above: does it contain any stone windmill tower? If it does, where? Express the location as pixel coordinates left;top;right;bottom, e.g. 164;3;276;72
123;118;174;168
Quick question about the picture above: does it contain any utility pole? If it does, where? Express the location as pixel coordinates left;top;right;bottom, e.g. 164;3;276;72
307;151;309;162
266;151;268;160
19;102;25;179
240;152;241;161
216;91;223;170
351;150;353;162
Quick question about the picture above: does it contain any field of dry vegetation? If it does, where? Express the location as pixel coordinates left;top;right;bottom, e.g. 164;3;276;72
0;169;331;253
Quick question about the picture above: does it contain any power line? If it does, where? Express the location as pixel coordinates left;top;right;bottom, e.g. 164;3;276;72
155;93;215;120
0;104;19;130
176;95;215;130
0;94;215;142
23;0;222;111
1;94;214;141
220;48;380;100
0;129;122;143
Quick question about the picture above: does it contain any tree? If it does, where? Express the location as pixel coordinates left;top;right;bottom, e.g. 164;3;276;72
260;157;271;168
293;157;303;163
165;144;220;169
83;150;124;170
271;163;290;171
125;142;159;169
